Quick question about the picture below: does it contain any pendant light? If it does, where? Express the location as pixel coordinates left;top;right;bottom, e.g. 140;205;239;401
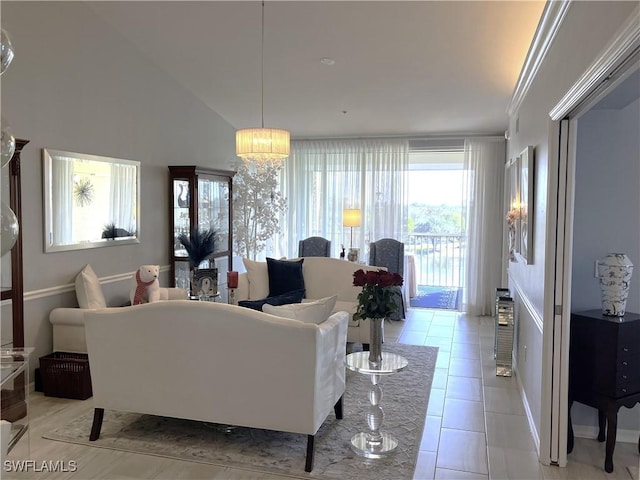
236;1;290;162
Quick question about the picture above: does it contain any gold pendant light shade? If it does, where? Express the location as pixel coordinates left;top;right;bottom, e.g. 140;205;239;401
236;128;290;161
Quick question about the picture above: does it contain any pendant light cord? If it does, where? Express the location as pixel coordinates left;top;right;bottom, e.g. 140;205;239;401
261;0;265;129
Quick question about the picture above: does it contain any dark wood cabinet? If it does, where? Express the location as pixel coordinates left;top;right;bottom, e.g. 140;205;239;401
168;166;234;298
568;309;640;473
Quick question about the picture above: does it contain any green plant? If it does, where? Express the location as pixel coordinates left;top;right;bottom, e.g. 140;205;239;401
353;269;403;320
178;228;217;268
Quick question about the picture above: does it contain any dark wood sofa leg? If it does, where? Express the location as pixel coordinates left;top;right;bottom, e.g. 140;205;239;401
334;395;344;419
363;343;370;351
305;434;315;472
89;408;104;441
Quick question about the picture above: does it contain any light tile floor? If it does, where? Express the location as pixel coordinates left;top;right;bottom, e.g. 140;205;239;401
7;308;639;479
385;308;639;480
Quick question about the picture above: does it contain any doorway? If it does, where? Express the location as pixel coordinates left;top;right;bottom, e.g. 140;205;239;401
407;149;464;310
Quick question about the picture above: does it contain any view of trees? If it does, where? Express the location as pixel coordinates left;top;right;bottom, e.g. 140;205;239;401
408;203;463;234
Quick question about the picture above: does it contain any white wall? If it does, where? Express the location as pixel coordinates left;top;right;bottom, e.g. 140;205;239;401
507;0;638;450
1;2;236;373
569;97;640;433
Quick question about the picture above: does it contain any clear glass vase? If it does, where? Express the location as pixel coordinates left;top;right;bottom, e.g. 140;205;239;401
368;317;384;366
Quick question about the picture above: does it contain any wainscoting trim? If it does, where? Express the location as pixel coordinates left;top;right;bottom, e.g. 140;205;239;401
8;265;172;303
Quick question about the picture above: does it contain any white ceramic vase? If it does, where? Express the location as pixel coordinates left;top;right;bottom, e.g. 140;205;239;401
596;253;634;317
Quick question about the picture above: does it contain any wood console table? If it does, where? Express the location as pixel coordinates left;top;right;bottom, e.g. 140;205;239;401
567;310;640;473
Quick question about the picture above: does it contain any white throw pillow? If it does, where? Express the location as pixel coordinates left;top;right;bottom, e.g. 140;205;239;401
242;258;269;300
75;264;107;309
263;295;338;325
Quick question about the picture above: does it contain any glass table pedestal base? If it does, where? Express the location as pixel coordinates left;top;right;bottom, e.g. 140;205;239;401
345;351;408;459
350;431;399;458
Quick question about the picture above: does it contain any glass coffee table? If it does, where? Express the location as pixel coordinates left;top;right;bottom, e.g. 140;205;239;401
345;351;408;458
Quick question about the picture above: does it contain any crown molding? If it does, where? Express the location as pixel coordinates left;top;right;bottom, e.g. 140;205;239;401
549;5;640;121
507;0;573;118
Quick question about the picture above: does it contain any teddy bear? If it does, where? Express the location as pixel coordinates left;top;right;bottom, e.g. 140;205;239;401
130;265;161;305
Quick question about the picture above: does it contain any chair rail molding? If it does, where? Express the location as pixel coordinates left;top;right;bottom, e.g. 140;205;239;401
2;265;173;303
508;0;572;117
549;4;640;121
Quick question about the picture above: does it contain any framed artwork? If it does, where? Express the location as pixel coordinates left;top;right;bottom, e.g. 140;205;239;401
193;268;218;297
518;146;534;264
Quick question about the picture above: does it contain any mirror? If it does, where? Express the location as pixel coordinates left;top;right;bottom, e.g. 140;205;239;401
43;149;140;252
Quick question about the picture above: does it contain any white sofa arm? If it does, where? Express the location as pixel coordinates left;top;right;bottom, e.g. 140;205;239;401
49;308;93;353
165;287;188;300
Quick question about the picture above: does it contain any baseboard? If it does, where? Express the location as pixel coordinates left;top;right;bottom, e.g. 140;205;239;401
514;364;541;455
573;424;640;444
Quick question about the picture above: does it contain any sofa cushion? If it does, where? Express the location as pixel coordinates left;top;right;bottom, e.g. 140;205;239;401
238;289;305;311
242;258;269;300
267;257;305;297
75;264;106;309
263;295;338;324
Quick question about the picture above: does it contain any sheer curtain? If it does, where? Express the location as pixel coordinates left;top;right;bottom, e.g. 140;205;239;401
109;163;137;234
462;137;506;316
278;139;409;259
52;155;74;245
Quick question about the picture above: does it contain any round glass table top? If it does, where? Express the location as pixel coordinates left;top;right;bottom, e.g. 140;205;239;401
345;351;408;375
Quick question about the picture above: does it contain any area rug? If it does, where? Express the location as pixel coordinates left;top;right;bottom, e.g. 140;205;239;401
44;343;437;480
410;285;461;310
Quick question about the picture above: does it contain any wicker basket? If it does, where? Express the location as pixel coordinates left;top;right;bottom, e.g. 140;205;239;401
39;352;92;400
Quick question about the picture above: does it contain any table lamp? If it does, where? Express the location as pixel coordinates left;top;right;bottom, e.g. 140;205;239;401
343;208;362;262
343;209;361;248
227;271;239;305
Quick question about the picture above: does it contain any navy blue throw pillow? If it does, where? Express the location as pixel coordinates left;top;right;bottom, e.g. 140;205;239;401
238;289;305;311
267;257;305;297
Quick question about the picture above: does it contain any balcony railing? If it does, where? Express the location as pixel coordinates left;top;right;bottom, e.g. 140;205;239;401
405;233;465;288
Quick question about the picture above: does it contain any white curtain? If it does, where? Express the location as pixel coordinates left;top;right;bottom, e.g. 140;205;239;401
462;137;506;316
109;163;137;234
278;139;409;259
52;155;74;245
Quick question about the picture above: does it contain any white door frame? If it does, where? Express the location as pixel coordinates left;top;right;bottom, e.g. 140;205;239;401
541;6;640;467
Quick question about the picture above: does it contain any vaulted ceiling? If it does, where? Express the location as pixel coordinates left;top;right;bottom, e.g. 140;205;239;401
88;1;546;139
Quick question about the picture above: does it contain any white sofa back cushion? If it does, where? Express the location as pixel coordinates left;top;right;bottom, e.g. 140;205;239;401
75;264;106;309
301;257;383;301
263;295;338;324
243;258;269;299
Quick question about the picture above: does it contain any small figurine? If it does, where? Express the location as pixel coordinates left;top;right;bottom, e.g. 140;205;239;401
340;244;346;259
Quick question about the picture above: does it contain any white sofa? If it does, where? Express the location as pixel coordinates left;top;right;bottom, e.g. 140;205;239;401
236;256;385;345
49;287;187;353
48;264;187;353
84;301;348;472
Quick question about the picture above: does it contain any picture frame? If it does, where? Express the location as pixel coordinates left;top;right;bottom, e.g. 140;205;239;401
193;268;219;298
518;146;534;264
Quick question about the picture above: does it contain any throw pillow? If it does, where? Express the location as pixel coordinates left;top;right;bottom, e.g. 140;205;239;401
238;289;305;311
75;264;107;309
263;295;338;325
242;258;269;300
267;257;305;297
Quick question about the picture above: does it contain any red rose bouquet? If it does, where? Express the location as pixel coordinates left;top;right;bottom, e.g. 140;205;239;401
353;269;404;320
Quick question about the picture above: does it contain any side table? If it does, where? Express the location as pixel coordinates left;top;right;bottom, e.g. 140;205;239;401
345;351;408;458
568;310;640;473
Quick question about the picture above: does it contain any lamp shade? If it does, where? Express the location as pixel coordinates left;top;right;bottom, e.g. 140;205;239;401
343;209;361;228
236;128;290;161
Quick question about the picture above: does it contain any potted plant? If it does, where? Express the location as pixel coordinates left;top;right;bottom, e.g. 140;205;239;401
178;228;217;296
353;269;403;365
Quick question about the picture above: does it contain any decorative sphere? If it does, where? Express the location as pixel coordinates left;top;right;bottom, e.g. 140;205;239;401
0;29;15;75
1;123;16;168
1;201;19;256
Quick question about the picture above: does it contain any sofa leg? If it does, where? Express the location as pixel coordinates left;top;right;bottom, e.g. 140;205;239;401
363;343;370;351
305;434;315;472
334;395;344;419
89;408;104;441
